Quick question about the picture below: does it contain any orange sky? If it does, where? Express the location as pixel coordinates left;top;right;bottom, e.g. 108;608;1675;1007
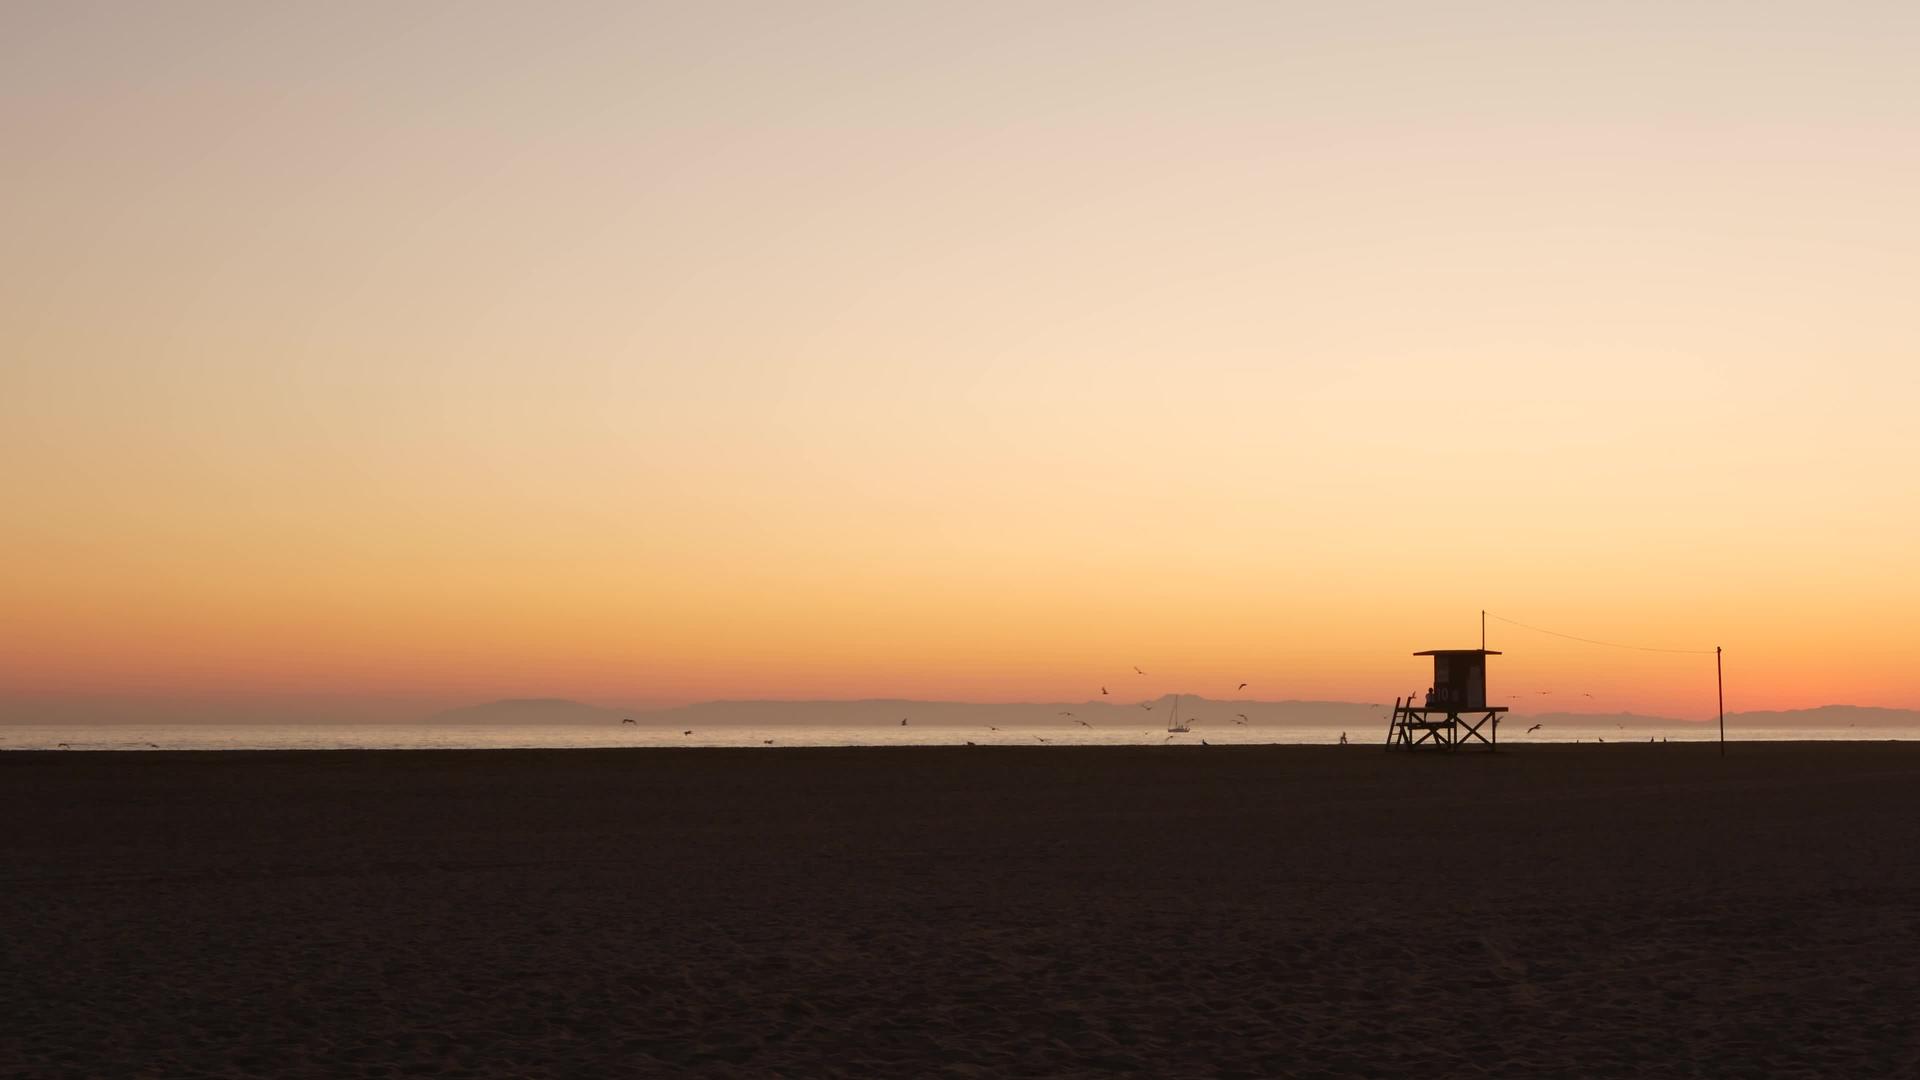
5;4;1919;721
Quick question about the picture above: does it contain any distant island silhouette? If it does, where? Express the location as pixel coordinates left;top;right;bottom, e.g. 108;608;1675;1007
425;697;1920;731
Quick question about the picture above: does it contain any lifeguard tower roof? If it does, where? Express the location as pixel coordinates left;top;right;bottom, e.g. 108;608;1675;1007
1412;649;1501;657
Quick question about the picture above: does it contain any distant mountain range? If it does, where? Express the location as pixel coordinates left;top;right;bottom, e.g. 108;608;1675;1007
1706;705;1920;729
8;695;1909;729
428;697;1920;730
429;698;629;725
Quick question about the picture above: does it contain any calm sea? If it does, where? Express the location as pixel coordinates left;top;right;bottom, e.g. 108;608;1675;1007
2;722;1912;751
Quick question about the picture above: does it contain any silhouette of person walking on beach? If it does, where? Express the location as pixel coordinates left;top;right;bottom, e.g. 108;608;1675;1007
1338;732;1348;745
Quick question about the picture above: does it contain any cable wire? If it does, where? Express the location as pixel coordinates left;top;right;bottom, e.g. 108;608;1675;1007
1484;612;1716;655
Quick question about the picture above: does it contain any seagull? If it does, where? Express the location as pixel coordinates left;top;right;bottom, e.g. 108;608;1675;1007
1526;723;1542;733
1234;713;1248;725
683;730;693;736
966;741;976;746
1075;719;1092;728
57;743;69;749
1237;682;1247;691
1139;702;1154;711
147;743;158;748
1134;666;1146;675
621;718;635;725
1058;711;1074;717
763;739;775;745
1200;739;1209;746
988;726;999;732
1164;735;1176;742
1101;686;1109;695
1034;735;1049;744
1597;737;1605;744
901;718;908;726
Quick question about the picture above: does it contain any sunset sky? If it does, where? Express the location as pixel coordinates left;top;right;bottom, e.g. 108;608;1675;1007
5;3;1918;722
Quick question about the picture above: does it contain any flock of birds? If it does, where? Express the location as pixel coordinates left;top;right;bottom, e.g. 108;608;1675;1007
970;668;1248;746
25;684;1625;753
607;672;1620;747
622;667;1255;747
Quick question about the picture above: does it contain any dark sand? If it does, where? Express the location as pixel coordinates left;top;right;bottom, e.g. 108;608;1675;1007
4;744;1918;1078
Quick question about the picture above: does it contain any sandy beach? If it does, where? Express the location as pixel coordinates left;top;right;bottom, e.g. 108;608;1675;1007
4;743;1917;1078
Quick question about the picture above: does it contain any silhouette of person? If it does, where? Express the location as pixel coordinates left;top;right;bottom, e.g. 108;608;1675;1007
1338;731;1348;745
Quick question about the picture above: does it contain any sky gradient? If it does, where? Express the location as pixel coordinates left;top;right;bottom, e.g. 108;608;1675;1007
6;3;1919;721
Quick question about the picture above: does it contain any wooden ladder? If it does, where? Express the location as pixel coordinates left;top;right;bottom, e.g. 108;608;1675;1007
1383;694;1413;747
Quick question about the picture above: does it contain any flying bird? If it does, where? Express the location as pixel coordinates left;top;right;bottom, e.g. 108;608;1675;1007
901;718;909;726
988;726;999;732
621;717;635;725
1139;702;1154;711
1058;711;1074;717
1134;666;1146;675
683;730;693;736
57;743;70;749
763;739;775;745
1526;723;1542;733
1034;735;1049;744
1237;682;1247;691
1101;686;1109;695
1234;713;1248;725
1075;719;1092;728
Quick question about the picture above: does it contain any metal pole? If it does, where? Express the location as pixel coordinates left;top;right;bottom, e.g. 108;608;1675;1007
1717;646;1724;756
1481;610;1486;651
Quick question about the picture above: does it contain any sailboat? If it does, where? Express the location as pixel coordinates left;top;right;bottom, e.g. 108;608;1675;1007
1166;694;1190;733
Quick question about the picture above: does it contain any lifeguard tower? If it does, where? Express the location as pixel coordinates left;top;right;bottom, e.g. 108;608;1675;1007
1385;649;1506;750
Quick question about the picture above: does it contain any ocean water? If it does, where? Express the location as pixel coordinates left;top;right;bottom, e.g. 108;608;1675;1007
2;721;1913;751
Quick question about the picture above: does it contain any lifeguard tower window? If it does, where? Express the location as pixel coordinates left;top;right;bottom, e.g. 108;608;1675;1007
1415;650;1497;711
